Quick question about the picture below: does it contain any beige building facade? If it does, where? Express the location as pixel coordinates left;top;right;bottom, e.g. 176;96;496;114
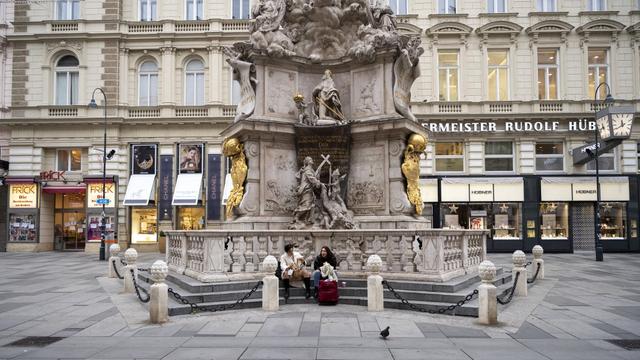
1;0;640;254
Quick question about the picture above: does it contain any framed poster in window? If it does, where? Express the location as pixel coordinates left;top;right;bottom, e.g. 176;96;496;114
132;144;157;175
178;144;204;174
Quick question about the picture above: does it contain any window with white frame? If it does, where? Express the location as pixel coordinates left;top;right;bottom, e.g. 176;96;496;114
487;0;507;13
186;0;204;20
55;55;79;105
185;59;205;106
588;48;609;100
488;50;509;101
438;50;459;101
537;0;556;11
138;61;159;106
587;147;616;172
589;0;606;11
535;142;564;172
389;0;408;15
232;0;251;19
56;0;80;20
56;149;82;172
538;49;558;100
438;0;456;14
485;141;514;172
435;142;465;172
139;0;157;21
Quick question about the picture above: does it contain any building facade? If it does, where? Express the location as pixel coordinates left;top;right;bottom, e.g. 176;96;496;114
1;0;639;253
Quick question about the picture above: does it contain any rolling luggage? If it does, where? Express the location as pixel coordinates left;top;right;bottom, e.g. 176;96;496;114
318;279;339;305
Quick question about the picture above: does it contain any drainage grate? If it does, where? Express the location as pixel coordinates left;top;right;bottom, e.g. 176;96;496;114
3;337;66;347
607;339;640;350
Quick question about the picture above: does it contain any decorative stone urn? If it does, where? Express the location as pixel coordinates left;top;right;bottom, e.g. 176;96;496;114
366;255;383;273
150;260;169;284
532;245;544;260
478;260;497;284
109;243;121;257
124;248;138;265
512;250;526;267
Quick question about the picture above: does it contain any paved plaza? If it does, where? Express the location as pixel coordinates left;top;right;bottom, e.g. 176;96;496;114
0;251;638;359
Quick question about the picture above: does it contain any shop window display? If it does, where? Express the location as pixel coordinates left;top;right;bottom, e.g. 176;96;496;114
87;215;116;241
600;202;625;240
540;202;569;240
9;214;37;242
178;207;205;230
492;203;521;240
132;208;158;243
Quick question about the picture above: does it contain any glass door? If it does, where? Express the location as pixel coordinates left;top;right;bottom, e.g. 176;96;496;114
54;193;87;250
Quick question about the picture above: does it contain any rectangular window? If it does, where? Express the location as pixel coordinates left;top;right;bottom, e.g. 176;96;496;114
438;50;459;101
435;142;464;172
488;0;507;13
485;141;514;172
55;71;79;105
589;0;606;11
131;208;158;243
186;0;204;20
588;48;609;100
540;202;569;240
232;0;251;19
492;203;522;240
185;73;205;105
56;149;82;172
537;49;558;100
535;142;564;172
600;203;626;239
438;0;456;14
488;50;509;101
587;148;615;172
56;0;80;20
389;0;408;15
536;0;556;11
140;0;157;21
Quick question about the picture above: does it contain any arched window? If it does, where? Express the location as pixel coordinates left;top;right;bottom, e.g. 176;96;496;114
56;0;80;20
186;0;203;20
138;61;158;106
185;59;205;106
55;55;79;105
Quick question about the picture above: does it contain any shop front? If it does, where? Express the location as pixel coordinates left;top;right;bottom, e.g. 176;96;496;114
84;177;118;253
6;179;40;251
124;144;159;249
174;144;206;231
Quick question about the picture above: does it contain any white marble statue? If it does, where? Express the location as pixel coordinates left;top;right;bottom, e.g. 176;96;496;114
393;36;424;122
312;70;346;124
223;45;257;122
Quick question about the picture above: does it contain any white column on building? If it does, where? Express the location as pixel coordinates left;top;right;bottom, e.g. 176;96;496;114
208;42;223;105
160;45;176;106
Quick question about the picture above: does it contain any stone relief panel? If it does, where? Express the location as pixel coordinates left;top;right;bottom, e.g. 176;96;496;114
265;68;297;118
351;65;384;118
347;145;385;215
263;146;297;215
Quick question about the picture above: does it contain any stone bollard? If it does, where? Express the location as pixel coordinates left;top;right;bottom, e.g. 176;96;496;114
477;260;498;325
149;260;169;324
512;250;527;297
108;243;121;278
261;255;279;311
366;255;384;312
532;245;545;280
123;248;138;294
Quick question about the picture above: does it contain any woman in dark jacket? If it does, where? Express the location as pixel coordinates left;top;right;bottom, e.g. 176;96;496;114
312;246;338;298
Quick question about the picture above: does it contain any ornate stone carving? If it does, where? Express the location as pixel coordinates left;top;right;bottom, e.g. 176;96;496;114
312;70;346;125
124;248;138;265
109;243;121;257
262;255;278;273
293;94;316;125
223;137;248;219
46;40;83;53
366;254;383;273
222;45;257;122
401;134;427;216
478;260;496;283
512;250;526;267
250;0;295;57
532;245;544;259
150;260;169;283
265;180;297;214
393;36;424;122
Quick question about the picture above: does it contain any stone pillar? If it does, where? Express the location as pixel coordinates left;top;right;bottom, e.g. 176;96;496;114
108;243;121;278
366;255;384;312
261;255;279;312
160;46;176;106
512;250;527;297
208;43;222;105
149;260;169;324
119;47;129;106
123;248;138;294
477;260;498;325
532;245;545;280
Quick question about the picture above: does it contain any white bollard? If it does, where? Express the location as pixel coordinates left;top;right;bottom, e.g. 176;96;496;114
477;260;498;325
123;248;138;294
149;260;169;324
108;244;121;278
532;245;545;280
261;256;279;311
366;255;384;312
512;250;527;297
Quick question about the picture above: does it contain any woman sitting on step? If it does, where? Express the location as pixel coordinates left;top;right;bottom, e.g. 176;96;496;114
312;246;338;298
280;243;312;302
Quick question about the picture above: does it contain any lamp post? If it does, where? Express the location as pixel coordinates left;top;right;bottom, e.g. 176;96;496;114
89;88;108;261
592;82;614;262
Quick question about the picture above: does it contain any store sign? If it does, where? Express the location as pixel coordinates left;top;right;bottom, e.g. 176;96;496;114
9;183;37;208
87;183;116;208
572;182;597;201
207;154;222;221
123;174;156;206
422;119;596;134
469;184;493;202
172;173;203;206
159;155;173;221
40;170;66;181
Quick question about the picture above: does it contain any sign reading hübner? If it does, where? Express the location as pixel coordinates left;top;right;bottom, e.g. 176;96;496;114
422;119;597;134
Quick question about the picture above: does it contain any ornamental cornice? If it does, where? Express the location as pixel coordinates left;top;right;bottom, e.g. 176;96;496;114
526;20;574;48
45;40;83;53
475;21;523;36
576;19;625;48
426;22;473;48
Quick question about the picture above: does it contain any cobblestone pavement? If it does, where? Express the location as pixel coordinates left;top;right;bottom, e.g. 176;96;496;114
0;251;638;359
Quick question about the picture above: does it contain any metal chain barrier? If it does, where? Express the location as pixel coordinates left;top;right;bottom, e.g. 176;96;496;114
497;271;520;305
527;262;541;284
168;281;263;314
130;269;150;303
382;280;478;315
111;258;124;279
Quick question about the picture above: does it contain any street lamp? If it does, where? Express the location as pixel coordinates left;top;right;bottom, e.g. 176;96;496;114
89;88;108;261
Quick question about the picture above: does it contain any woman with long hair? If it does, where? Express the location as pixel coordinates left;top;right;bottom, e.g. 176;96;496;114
312;246;338;298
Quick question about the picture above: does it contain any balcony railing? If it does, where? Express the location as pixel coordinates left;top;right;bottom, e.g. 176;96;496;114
221;19;250;32
128;107;160;118
48;106;79;117
175;106;209;117
50;21;79;32
128;22;163;33
175;21;210;32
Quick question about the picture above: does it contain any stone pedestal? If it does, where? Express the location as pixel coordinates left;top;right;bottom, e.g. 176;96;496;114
477;260;497;325
262;275;279;311
149;260;169;324
532;245;545;280
367;274;384;312
512;250;527;297
123;248;138;294
107;244;121;278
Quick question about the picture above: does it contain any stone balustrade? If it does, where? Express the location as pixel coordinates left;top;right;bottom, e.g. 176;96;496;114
164;229;488;283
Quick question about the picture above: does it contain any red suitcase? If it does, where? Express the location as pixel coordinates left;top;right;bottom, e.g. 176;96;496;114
318;279;339;305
